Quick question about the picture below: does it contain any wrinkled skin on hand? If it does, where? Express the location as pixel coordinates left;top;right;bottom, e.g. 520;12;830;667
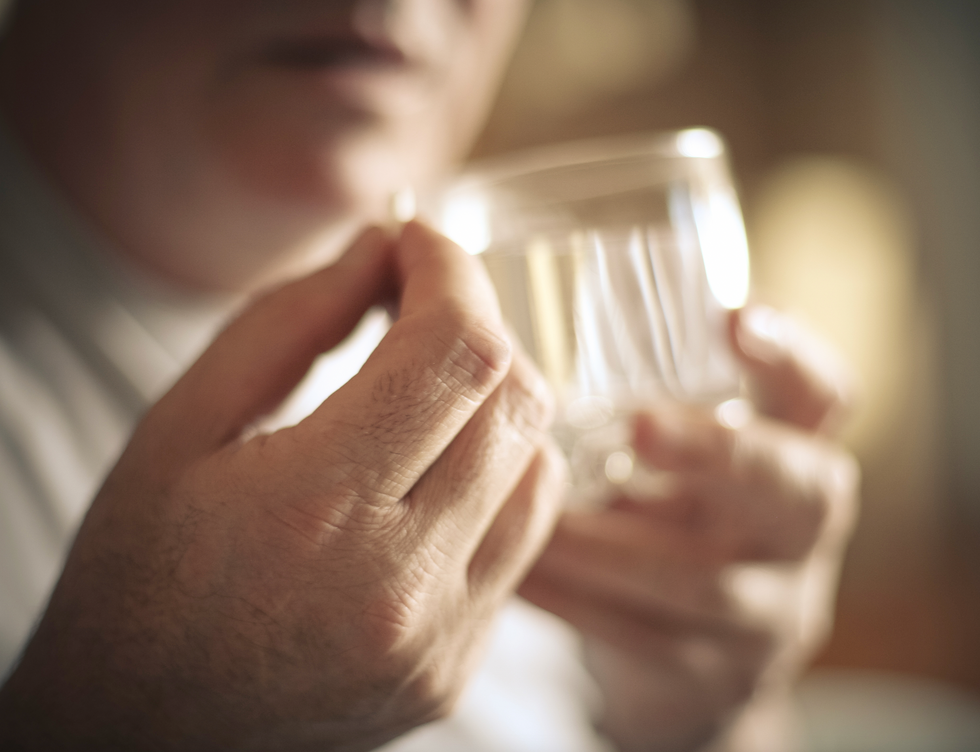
0;222;565;752
520;306;859;752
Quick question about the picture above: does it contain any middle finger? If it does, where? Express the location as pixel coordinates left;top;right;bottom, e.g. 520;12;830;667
532;509;732;623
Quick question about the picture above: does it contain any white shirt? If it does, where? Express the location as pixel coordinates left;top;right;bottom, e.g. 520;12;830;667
0;123;611;752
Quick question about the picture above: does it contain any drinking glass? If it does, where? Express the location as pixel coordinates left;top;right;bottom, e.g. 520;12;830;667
437;129;751;506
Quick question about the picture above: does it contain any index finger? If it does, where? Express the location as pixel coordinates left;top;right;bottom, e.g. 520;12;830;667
300;221;514;505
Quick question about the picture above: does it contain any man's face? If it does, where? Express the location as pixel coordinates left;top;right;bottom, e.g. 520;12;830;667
0;0;527;289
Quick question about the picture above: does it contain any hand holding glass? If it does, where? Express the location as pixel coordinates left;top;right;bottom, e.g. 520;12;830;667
439;129;750;506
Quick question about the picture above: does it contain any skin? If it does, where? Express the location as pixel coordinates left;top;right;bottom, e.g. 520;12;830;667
0;0;528;291
0;1;859;749
521;309;858;751
0;222;567;750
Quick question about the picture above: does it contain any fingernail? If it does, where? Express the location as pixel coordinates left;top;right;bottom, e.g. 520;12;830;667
737;305;791;363
389;185;417;224
714;397;754;429
635;408;689;456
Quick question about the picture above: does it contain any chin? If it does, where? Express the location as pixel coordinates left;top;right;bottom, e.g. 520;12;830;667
208;80;450;222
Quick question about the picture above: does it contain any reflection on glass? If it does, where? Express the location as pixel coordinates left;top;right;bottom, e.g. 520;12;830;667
440;129;749;504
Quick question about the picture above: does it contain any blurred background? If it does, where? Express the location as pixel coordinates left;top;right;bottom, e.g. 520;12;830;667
471;1;980;750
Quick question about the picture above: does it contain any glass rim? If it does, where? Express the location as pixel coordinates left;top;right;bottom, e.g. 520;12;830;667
455;127;729;190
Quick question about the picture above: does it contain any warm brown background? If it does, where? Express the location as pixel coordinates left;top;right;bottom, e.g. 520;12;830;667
473;0;980;697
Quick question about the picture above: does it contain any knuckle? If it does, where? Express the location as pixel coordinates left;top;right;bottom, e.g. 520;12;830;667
793;443;861;550
656;408;720;470
540;438;571;491
295;424;407;506
822;449;861;539
715;422;745;475
359;593;424;662
499;356;556;436
356;601;466;725
791;475;834;554
432;305;512;389
398;305;512;399
737;427;859;559
400;662;462;724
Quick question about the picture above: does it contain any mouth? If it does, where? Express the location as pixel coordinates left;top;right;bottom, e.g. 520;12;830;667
259;36;412;72
234;6;459;117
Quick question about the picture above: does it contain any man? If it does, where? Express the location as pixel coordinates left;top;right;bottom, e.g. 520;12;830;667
0;1;857;750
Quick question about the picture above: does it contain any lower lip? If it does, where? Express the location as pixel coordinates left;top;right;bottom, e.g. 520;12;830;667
263;56;427;102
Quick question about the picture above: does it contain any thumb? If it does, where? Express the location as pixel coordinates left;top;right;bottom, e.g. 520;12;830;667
731;305;854;435
144;226;394;462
